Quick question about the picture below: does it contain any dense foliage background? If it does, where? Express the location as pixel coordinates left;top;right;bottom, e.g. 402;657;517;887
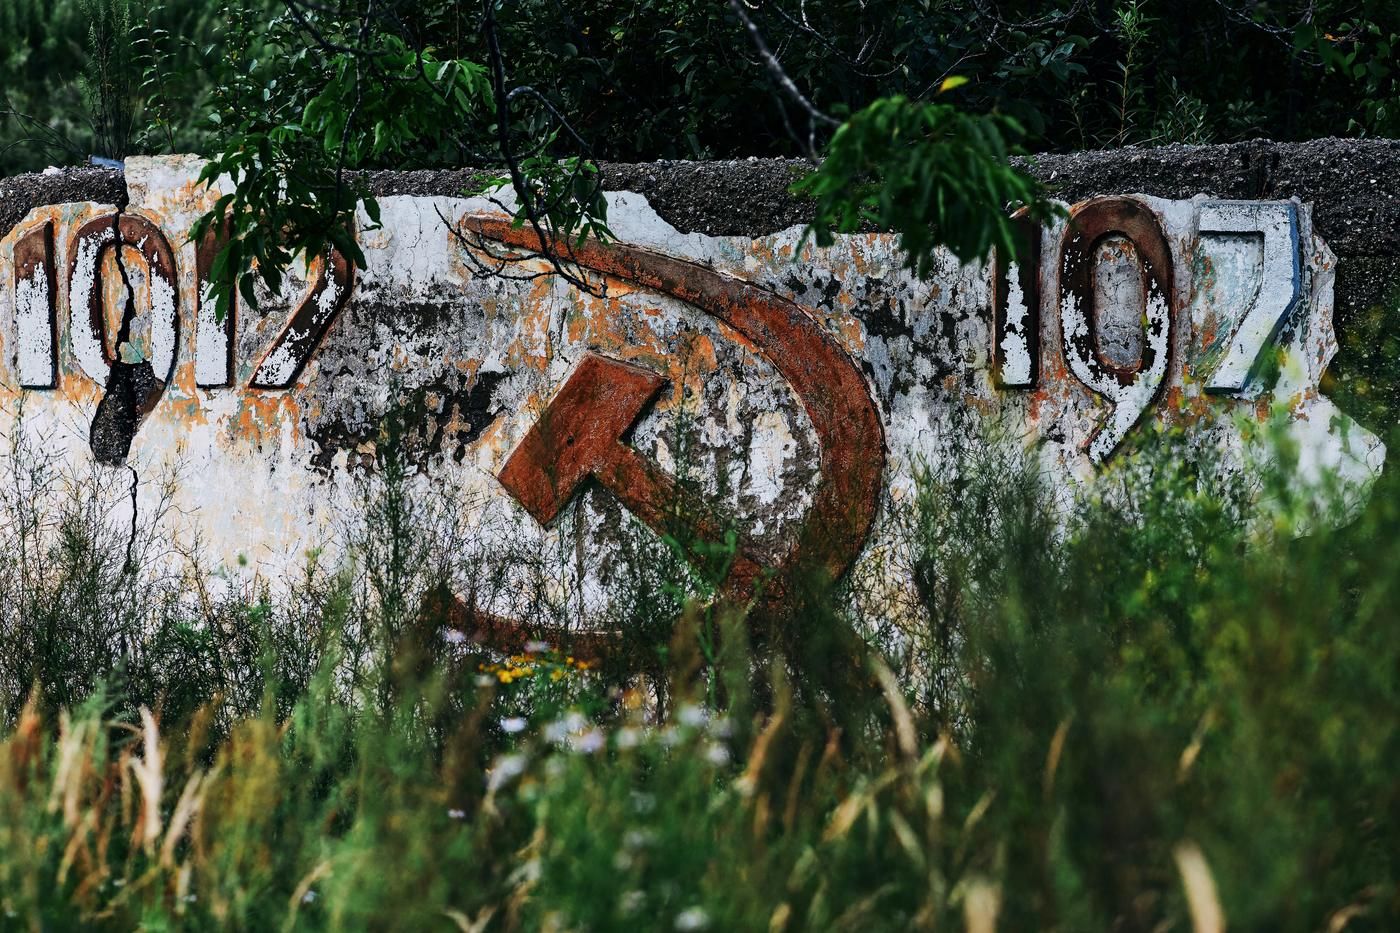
2;0;1399;176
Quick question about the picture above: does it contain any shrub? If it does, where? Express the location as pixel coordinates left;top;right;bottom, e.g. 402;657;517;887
0;406;1394;928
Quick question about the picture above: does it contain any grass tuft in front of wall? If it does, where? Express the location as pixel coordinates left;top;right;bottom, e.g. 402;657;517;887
0;405;1395;930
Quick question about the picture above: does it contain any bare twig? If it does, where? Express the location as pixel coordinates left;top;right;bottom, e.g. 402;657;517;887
727;0;838;161
480;0;604;296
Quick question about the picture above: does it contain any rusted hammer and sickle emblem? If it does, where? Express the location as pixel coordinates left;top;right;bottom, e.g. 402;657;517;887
461;215;885;605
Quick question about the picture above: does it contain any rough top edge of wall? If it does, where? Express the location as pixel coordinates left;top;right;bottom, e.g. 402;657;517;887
373;137;1400;258
1;137;1397;255
0;167;124;242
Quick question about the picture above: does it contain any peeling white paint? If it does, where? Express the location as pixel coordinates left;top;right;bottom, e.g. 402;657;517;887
254;333;299;387
150;263;179;379
14;274;53;388
1062;283;1172;463
67;229;110;384
194;279;230;386
998;260;1034;386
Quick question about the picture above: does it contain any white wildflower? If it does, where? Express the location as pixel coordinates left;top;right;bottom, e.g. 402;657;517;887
486;753;529;793
500;716;528;734
675;906;710;930
704;742;731;767
678;704;708;728
544;711;590;745
571;728;606;754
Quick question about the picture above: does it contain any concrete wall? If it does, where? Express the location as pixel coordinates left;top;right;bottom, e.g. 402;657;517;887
0;143;1387;633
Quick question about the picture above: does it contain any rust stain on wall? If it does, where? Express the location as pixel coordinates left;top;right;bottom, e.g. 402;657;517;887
461;214;886;597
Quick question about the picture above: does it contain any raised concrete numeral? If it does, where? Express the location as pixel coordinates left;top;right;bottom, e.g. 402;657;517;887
1059;197;1175;463
67;213;180;384
194;223;237;389
1197;200;1302;394
13;221;57;389
992;213;1042;388
250;248;354;390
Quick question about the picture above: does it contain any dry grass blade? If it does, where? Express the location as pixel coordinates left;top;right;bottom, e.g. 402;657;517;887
1174;840;1226;933
11;692;43;784
871;656;917;761
888;809;925;868
781;741;814;833
160;769;208;868
1328;901;1371;932
1043;715;1072;800
48;710;94;828
443;905;496;932
963;790;995;832
56;809;97;887
823;772;897;842
962;877;1001;933
1178;710;1217;783
126;707;164;855
738;704;788;797
283;860;333;933
824;788;869;843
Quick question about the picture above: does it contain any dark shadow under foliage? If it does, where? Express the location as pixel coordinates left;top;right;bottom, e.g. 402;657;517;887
4;0;1400;175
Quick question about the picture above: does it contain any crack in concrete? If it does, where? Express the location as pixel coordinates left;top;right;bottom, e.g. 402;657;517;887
121;463;139;578
89;195;167;465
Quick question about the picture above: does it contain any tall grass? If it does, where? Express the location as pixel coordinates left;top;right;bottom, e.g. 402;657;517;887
0;400;1394;930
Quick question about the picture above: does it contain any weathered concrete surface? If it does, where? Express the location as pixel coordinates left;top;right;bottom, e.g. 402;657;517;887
0;146;1388;640
362;140;1400;415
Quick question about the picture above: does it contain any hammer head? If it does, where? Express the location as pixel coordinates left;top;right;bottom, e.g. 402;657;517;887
497;353;667;526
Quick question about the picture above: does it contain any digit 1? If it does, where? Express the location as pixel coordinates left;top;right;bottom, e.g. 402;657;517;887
992;211;1042;388
194;222;236;388
13;221;57;388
